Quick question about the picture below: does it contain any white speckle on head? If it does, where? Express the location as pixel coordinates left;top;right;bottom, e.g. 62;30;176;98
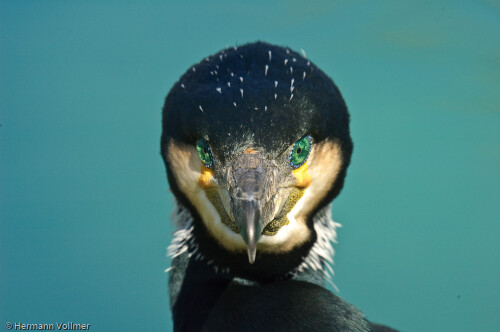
205;57;210;62
192;67;196;72
301;49;307;57
210;71;214;75
240;54;243;59
233;102;237;107
290;94;294;101
265;106;268;111
254;107;258;110
219;55;223;61
268;50;272;61
214;70;218;75
181;83;185;89
239;76;243;82
234;46;237;51
274;93;277;99
265;64;269;76
216;65;219;69
303;71;306;80
286;49;290;54
290;67;293;74
292;57;297;62
227;82;231;87
216;87;222;94
274;81;278;88
307;61;311;66
240;88;244;98
199;105;204;112
284;59;288;65
231;72;234;77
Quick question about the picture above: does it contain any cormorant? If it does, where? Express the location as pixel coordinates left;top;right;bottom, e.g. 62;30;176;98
161;41;396;332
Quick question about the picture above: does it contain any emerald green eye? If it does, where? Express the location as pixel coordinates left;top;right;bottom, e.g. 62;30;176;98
196;139;213;167
289;136;312;169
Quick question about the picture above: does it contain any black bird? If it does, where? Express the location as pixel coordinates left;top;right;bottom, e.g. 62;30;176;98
161;42;396;332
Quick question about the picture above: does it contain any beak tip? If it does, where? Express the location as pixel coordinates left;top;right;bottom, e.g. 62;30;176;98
247;246;256;264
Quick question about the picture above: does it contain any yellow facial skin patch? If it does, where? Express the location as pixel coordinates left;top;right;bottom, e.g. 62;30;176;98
292;162;312;188
198;164;215;188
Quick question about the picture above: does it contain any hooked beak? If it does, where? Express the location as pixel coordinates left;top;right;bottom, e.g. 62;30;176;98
229;152;274;264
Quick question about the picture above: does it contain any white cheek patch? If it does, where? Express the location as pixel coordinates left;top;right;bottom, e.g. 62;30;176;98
167;140;247;252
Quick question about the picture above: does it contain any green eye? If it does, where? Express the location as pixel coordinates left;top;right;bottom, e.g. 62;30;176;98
196;139;213;167
289;136;312;169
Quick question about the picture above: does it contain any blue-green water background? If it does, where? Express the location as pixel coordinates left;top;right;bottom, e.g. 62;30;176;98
1;1;499;331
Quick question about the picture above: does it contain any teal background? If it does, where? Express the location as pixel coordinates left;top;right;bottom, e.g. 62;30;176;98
1;1;499;331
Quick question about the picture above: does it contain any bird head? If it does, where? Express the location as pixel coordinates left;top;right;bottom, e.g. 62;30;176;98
161;42;352;280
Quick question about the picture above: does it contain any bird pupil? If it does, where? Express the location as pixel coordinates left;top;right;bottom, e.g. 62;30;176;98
296;147;302;154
